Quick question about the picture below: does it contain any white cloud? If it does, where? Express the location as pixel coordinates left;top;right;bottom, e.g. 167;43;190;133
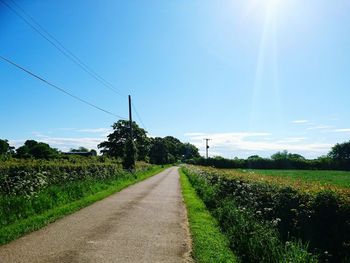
333;128;350;133
184;132;332;158
183;132;206;137
40;137;104;151
276;137;306;143
306;125;333;130
76;128;112;134
291;120;309;124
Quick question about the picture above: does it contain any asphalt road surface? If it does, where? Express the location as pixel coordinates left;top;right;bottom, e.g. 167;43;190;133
0;167;192;263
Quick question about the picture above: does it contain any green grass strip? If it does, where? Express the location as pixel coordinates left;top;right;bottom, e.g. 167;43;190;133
0;165;169;245
179;168;239;263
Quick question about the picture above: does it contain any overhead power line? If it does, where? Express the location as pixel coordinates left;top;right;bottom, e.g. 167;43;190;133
0;55;126;119
0;0;126;97
2;0;148;128
132;102;147;130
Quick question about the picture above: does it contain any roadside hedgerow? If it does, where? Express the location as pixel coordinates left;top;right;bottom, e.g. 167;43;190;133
182;165;350;262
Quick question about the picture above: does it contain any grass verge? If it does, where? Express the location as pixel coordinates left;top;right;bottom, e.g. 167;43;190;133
0;165;168;245
179;168;239;263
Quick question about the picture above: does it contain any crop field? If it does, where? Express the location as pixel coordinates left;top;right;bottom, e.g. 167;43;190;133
182;165;350;263
241;169;350;188
198;166;350;196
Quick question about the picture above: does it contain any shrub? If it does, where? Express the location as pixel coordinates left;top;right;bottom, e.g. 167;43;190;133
183;165;350;262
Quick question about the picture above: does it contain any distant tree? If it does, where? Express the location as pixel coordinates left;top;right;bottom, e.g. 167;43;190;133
16;140;58;159
70;147;89;152
288;153;306;160
149;137;169;164
98;120;149;161
328;141;350;161
247;155;262;160
271;150;289;160
163;136;182;160
0;139;14;156
181;143;200;160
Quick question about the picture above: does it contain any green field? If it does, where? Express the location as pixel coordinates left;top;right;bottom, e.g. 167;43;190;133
242;169;350;188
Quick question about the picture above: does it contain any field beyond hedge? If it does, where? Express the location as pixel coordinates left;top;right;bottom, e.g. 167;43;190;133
182;165;350;263
202;167;350;197
242;169;350;188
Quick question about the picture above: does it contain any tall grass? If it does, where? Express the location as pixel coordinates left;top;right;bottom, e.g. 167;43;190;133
182;166;319;263
0;159;165;244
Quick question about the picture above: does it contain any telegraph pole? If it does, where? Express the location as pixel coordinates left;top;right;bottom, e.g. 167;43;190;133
204;138;211;159
128;95;133;139
123;95;136;170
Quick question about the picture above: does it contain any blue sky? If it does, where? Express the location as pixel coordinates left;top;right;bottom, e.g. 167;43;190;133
1;0;350;158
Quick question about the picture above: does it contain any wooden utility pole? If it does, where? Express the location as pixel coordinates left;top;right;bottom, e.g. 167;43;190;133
128;95;133;139
123;95;136;170
204;138;211;159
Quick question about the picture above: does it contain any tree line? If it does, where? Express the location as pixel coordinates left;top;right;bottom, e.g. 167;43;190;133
0;120;200;165
189;141;350;171
1;120;349;170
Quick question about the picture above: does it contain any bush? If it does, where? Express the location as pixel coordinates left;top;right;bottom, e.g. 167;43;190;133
183;166;350;262
0;159;152;228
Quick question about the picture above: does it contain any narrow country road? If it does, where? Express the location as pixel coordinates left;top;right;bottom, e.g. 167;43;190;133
0;167;191;263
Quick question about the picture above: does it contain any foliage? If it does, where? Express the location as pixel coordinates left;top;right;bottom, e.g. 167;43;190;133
0;158;124;197
148;136;200;164
179;169;238;263
70;147;89;152
182;165;350;262
98;120;150;161
0;164;164;244
15;140;58;159
0;139;14;157
122;137;137;170
328;141;350;170
190;151;349;171
149;137;169;164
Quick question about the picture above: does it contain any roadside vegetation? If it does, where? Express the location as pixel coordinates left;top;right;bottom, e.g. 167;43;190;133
182;165;350;262
189;141;350;171
179;169;238;263
0;159;167;244
0;120;199;244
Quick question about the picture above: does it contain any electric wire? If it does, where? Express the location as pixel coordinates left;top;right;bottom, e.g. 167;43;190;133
0;0;126;97
132;102;147;130
2;0;149;128
0;55;127;119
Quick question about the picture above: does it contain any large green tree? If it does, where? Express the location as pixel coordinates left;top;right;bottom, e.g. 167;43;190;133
148;137;200;164
149;137;170;164
98;120;150;161
0;139;14;156
329;141;350;161
16;140;58;159
181;142;200;160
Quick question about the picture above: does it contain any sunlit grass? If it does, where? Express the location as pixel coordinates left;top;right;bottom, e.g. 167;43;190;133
179;169;238;263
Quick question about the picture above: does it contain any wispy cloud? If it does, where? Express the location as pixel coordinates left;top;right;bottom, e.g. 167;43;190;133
76;128;112;133
291;120;309;124
333;128;350;133
306;125;333;130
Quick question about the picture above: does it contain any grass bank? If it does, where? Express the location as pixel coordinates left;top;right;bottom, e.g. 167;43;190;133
179;169;239;263
183;166;319;263
0;165;168;245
